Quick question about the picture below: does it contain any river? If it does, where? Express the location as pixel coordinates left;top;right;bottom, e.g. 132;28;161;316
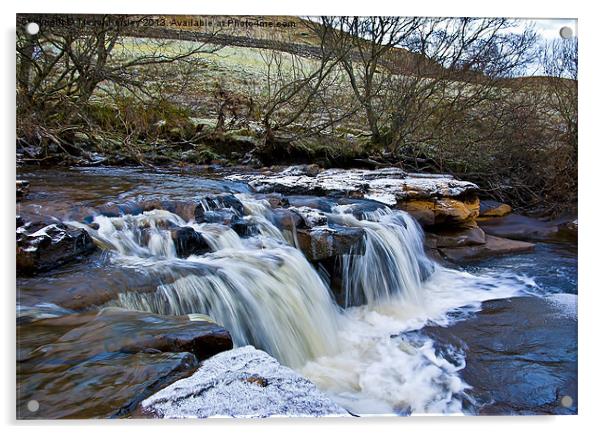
16;166;578;417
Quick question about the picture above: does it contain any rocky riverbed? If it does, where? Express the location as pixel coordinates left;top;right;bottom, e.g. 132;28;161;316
16;165;577;418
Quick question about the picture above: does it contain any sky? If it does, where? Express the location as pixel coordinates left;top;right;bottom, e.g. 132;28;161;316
521;19;577;75
529;18;577;40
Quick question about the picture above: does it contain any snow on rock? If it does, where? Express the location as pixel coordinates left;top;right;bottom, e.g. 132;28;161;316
289;206;329;227
16;221;96;274
141;345;348;418
226;166;478;206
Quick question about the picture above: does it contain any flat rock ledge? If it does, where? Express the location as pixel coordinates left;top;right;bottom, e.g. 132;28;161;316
227;166;480;227
141;345;348;418
17;309;232;419
438;235;535;262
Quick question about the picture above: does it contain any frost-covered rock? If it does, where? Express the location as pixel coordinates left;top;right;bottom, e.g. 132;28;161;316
289;206;329;227
141;346;348;418
16;221;96;274
226;167;479;227
226;167;478;206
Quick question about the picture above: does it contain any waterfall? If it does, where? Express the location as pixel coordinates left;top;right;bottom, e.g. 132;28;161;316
116;245;342;368
330;207;434;307
77;198;441;369
74;194;522;414
77;199;342;368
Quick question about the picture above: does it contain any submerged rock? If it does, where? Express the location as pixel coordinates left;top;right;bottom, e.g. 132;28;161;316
141;345;348;418
16;222;96;274
17;309;233;419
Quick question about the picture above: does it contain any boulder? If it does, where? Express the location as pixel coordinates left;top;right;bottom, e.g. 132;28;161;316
227;167;477;204
479;200;512;218
425;226;487;248
438;235;535;262
289;206;329;228
16;222;96;274
296;225;365;261
171;227;210;257
17;309;233;419
140;345;347;418
398;197;480;227
478;213;560;242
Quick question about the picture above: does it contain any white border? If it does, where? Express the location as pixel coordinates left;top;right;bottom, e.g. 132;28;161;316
2;1;598;433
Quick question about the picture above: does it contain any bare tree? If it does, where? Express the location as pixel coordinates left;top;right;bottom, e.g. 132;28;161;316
314;17;538;157
16;14;222;153
315;17;423;148
541;37;578;148
256;31;357;152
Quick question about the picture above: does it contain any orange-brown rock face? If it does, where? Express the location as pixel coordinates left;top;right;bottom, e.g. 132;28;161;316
398;196;480;228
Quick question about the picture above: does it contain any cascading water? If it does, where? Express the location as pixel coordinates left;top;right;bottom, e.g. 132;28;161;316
75;194;524;415
330;207;434;307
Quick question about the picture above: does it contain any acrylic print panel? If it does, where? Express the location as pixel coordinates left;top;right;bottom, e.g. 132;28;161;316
15;14;577;419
